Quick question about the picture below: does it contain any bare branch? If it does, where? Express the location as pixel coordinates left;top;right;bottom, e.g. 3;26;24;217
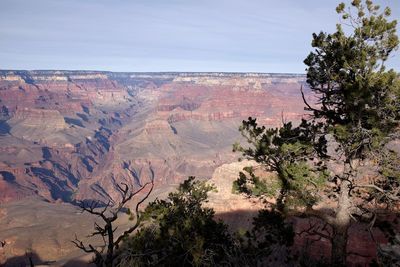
300;85;319;114
297;219;333;241
72;234;99;254
114;180;154;247
74;176;155;267
110;180;154;223
80;200;110;221
356;184;399;201
289;207;336;226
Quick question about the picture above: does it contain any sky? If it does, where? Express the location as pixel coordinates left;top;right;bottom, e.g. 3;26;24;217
0;0;399;73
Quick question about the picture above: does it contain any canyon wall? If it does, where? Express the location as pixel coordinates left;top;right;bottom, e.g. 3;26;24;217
0;70;307;203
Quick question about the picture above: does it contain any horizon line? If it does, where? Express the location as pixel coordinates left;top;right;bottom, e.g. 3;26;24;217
0;69;307;76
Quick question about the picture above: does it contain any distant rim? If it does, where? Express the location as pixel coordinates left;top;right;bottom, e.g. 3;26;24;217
0;69;306;76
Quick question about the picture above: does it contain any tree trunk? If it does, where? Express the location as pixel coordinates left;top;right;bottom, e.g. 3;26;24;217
331;179;351;267
331;224;349;267
105;222;114;267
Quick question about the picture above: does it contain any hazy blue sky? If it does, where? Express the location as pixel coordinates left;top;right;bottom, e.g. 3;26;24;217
0;0;399;73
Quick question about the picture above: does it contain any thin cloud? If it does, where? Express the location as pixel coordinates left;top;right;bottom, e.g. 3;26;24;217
0;0;398;72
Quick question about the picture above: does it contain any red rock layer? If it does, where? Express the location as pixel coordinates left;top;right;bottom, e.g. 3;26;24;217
0;71;307;203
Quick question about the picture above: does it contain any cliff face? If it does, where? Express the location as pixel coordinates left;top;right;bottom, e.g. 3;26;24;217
0;70;307;203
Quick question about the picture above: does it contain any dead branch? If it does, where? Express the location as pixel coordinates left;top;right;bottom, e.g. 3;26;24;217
356;184;399;201
297;219;333;241
72;177;154;267
114;181;154;247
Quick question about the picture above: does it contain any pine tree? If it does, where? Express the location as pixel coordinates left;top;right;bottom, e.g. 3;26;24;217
234;1;400;266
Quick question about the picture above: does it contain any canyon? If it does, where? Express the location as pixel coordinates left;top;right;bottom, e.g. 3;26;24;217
0;70;387;266
0;70;307;204
0;70;310;265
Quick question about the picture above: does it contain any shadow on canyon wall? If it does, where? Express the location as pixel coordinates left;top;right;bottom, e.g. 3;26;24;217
2;252;52;267
2;252;93;267
1;209;398;266
210;209;396;266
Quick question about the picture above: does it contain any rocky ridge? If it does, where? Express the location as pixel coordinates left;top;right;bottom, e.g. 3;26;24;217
0;70;307;203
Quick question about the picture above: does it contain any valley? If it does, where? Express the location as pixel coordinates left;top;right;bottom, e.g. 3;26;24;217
0;71;308;265
0;71;396;266
0;71;307;204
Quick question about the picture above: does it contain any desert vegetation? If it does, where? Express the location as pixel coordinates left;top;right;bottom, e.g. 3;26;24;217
234;0;400;266
71;1;400;266
78;177;294;267
1;0;399;267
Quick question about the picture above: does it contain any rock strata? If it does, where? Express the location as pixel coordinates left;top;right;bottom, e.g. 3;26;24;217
0;70;307;203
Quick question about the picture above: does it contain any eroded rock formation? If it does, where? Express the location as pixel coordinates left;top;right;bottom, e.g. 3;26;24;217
0;70;307;203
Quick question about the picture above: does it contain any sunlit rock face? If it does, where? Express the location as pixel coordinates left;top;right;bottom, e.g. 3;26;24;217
0;70;308;203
